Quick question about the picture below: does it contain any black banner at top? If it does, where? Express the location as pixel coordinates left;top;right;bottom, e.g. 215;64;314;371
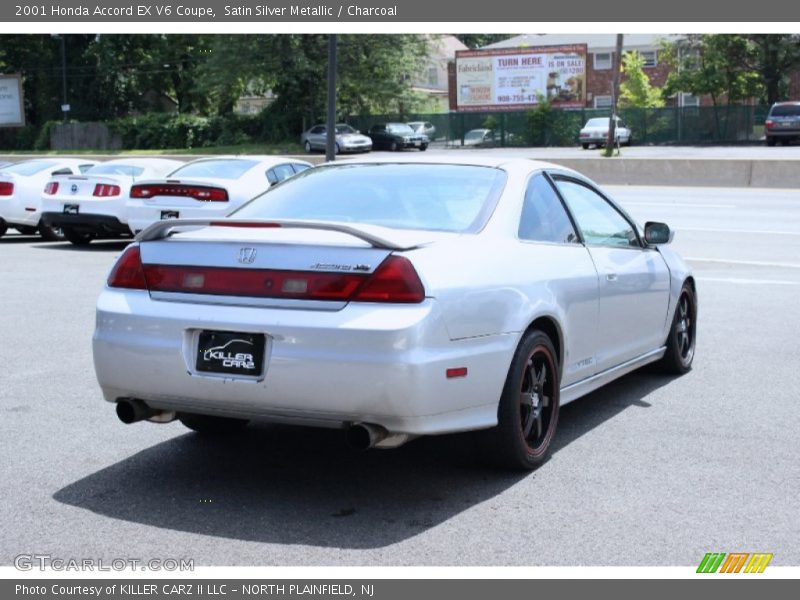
2;0;799;22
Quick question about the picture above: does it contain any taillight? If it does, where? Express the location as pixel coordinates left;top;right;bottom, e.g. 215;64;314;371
765;119;774;129
135;255;425;303
131;184;228;202
0;182;14;196
352;256;425;303
44;182;59;195
93;183;121;197
107;246;147;290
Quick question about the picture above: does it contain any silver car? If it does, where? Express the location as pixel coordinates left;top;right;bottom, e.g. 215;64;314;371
94;156;696;470
579;117;632;149
301;123;372;154
765;101;800;146
407;121;436;140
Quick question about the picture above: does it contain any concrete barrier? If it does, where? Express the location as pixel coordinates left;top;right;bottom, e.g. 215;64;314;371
0;153;797;188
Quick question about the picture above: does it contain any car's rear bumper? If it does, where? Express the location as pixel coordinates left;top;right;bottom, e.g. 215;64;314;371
766;129;800;138
93;289;514;435
41;212;131;235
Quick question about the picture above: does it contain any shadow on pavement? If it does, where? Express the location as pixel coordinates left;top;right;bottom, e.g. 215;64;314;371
32;240;131;252
53;369;674;549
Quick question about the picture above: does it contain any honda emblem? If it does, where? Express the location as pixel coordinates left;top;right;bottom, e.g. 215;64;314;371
237;247;257;264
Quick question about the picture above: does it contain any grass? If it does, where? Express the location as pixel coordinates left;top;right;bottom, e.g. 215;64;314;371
0;142;305;156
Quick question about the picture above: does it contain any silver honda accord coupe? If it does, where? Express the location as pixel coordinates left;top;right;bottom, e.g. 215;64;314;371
93;156;697;470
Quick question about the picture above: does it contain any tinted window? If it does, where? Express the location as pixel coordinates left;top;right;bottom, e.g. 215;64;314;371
170;159;258;180
555;179;639;248
1;160;59;176
267;164;296;184
78;164;95;173
292;163;311;174
310;126;325;134
387;124;414;135
519;174;578;244
86;164;145;177
770;104;800;117
234;164;507;233
335;124;357;134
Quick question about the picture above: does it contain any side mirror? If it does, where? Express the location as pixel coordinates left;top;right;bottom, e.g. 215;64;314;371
644;221;673;245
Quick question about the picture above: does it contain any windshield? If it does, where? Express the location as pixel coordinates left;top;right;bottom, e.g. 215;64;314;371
1;160;59;176
169;159;258;180
233;163;507;233
387;124;415;135
335;124;358;134
465;130;486;140
770;105;800;117
85;164;145;177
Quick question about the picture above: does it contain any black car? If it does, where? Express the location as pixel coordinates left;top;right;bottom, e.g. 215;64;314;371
765;102;800;146
368;123;429;151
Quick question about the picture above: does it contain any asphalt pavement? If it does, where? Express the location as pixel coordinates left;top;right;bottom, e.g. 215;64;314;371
1;185;798;567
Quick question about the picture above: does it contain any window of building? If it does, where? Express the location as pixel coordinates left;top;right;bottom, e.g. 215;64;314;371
594;52;612;70
640;50;657;68
679;93;700;107
427;66;439;87
594;95;613;109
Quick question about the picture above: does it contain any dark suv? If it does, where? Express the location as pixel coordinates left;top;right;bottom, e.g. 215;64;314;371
765;102;800;146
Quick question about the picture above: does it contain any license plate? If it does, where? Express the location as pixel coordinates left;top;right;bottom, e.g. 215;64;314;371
196;331;266;377
63;204;79;215
161;210;180;220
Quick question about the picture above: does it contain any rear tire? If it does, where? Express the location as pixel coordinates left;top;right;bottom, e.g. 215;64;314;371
0;220;7;238
38;222;66;242
62;227;95;246
481;330;560;470
419;144;428;151
658;283;697;374
179;413;249;435
304;140;312;153
766;137;776;147
581;143;589;149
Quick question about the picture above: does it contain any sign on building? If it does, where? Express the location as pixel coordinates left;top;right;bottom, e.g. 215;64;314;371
0;74;25;127
455;45;587;111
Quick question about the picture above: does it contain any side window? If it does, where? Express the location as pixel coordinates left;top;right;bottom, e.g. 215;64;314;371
519;174;579;244
311;126;324;135
267;164;297;185
79;164;95;173
266;169;278;185
554;179;640;248
51;168;72;175
292;163;311;174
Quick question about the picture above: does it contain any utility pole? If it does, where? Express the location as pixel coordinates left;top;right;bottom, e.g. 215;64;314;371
604;34;624;157
325;34;338;162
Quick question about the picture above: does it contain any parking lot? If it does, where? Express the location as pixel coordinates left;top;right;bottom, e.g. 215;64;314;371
1;183;799;566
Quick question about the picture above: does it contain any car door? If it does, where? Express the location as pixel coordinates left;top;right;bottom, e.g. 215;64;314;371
369;125;387;148
309;126;325;149
552;175;670;372
517;173;600;387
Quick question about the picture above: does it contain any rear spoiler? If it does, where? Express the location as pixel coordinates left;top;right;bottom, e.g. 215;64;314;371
135;218;420;251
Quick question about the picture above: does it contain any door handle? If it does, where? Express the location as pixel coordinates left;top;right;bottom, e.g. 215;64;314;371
606;272;618;282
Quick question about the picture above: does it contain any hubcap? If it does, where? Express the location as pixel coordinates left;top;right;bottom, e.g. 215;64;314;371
676;293;694;363
519;348;556;452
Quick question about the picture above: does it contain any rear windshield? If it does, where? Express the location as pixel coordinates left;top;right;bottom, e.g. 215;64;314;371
585;118;612;127
770;104;800;117
1;160;59;176
85;164;145;177
233;163;507;233
169;159;258;180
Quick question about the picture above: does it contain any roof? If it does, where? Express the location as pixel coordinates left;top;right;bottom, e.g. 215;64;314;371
483;33;685;52
326;153;566;172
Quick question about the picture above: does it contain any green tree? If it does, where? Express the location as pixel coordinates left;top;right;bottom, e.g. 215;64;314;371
455;34;515;49
619;51;664;108
745;35;800;104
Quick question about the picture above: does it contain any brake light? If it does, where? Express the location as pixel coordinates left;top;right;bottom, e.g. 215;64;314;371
131;184;228;202
352;256;425;303
0;182;14;196
107;246;147;290
44;182;59;195
133;255;425;303
93;183;121;197
765;119;774;129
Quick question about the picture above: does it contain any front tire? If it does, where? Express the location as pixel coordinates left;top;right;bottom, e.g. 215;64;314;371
658;283;697;374
62;227;95;246
179;413;249;435
38;222;66;242
419;144;428;151
483;330;560;470
390;141;398;152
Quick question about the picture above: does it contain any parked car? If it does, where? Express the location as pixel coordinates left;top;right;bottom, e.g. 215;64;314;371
463;128;497;147
39;158;184;246
579;117;632;149
125;156;312;234
368;123;428;151
407;121;436;140
0;158;98;240
765;101;800;146
95;156;696;471
301;123;372;154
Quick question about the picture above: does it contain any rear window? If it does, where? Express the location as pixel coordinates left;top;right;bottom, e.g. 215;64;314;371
770;104;800;117
169;159;258;180
85;164;145;177
1;160;59;176
233;163;507;233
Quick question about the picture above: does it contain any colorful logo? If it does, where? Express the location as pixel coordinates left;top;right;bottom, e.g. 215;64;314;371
697;552;773;573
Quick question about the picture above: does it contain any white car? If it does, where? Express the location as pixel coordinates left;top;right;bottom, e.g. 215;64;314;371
0;159;98;240
125;156;312;234
94;156;696;470
579;117;632;149
39;158;184;246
